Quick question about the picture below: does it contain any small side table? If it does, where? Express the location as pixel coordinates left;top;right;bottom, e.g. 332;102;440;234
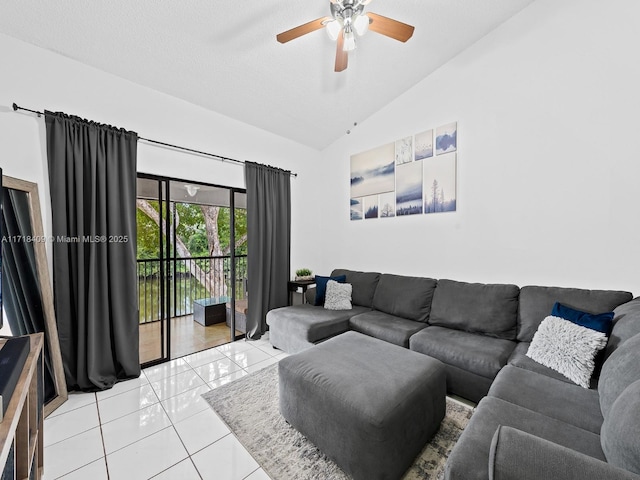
193;297;229;326
287;279;316;306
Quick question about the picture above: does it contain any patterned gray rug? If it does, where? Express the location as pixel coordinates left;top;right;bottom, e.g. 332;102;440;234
202;364;474;480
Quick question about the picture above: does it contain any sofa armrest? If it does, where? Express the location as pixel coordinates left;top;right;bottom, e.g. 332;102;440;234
489;426;640;480
305;287;316;304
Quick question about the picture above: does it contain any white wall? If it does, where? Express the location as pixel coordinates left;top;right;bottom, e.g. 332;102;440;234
317;0;640;295
3;0;640;296
0;33;323;275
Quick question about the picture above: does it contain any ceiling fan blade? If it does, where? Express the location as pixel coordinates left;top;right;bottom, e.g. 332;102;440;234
367;12;415;42
335;32;348;72
276;17;331;43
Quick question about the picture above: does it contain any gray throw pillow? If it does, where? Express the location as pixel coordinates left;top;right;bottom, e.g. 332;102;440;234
324;280;352;311
526;316;608;388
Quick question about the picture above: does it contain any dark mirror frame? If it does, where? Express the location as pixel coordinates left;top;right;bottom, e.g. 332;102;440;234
2;175;67;417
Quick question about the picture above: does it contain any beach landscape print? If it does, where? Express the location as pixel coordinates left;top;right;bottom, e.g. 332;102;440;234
436;122;457;155
350;142;395;198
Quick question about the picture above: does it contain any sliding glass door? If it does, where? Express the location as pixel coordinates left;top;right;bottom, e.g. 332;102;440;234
136;174;247;367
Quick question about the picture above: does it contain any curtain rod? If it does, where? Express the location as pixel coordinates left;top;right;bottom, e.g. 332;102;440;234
12;103;297;178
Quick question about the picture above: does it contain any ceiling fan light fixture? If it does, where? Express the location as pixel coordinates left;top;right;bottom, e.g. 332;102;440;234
353;14;369;36
343;29;356;51
326;19;342;41
276;0;415;72
185;184;200;197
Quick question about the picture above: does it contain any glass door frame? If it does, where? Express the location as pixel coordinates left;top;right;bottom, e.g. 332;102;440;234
138;173;172;368
137;172;246;368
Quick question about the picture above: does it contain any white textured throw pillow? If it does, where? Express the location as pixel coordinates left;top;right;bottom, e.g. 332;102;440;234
324;280;352;310
526;315;608;388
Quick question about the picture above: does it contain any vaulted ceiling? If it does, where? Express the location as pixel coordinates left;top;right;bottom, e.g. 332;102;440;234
0;0;536;150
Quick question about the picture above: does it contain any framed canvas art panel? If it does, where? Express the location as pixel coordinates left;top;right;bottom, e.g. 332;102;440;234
350;142;395;199
424;152;457;214
395;136;413;165
435;122;457;155
350;198;363;220
414;129;434;160
396;161;423;216
379;192;395;218
363;195;379;219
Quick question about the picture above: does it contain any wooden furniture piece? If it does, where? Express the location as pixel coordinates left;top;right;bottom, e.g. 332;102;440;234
287;279;316;305
193;297;229;326
3;175;68;416
0;333;44;480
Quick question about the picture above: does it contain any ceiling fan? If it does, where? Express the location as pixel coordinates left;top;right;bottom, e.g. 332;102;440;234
276;0;415;72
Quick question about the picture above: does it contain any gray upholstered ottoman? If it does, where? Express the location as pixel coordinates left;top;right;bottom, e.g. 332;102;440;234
279;331;446;480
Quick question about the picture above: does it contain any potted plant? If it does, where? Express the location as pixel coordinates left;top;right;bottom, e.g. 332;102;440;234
295;268;313;281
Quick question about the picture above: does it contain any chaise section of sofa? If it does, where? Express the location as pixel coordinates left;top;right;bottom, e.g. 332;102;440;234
410;279;520;402
266;269;380;353
266;304;369;354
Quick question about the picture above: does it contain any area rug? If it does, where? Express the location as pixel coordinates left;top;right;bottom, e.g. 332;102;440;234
202;364;474;480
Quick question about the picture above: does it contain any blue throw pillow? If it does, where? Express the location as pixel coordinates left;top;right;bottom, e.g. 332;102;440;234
551;302;614;334
314;275;346;306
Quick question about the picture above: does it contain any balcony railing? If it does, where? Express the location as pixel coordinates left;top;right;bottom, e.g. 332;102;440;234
137;255;248;324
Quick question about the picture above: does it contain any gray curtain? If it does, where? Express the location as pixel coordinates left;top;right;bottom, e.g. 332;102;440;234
245;161;291;340
45;111;140;391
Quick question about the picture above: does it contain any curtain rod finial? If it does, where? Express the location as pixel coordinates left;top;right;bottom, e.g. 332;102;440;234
12;103;18;111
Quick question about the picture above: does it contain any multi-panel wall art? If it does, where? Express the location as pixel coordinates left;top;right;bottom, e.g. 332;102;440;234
350;122;457;221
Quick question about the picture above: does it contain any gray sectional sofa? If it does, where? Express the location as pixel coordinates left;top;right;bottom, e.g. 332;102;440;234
266;268;640;479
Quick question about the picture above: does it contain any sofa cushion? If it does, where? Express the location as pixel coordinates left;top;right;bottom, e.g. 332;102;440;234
331;269;381;308
508;342;598;387
371;274;437;323
517;286;632;342
304;287;316;304
428;279;519;340
445;396;606;480
526;316;608;388
599;333;640;419
604;297;640;360
265;304;369;343
488;365;603;433
349;311;428;348
601;379;640;475
409;326;516;380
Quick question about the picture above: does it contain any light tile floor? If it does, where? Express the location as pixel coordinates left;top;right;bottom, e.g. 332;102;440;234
43;334;287;480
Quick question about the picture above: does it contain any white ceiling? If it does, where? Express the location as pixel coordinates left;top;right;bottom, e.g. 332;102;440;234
0;0;536;150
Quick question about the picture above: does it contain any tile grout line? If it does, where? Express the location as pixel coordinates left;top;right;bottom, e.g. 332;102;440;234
94;391;112;480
